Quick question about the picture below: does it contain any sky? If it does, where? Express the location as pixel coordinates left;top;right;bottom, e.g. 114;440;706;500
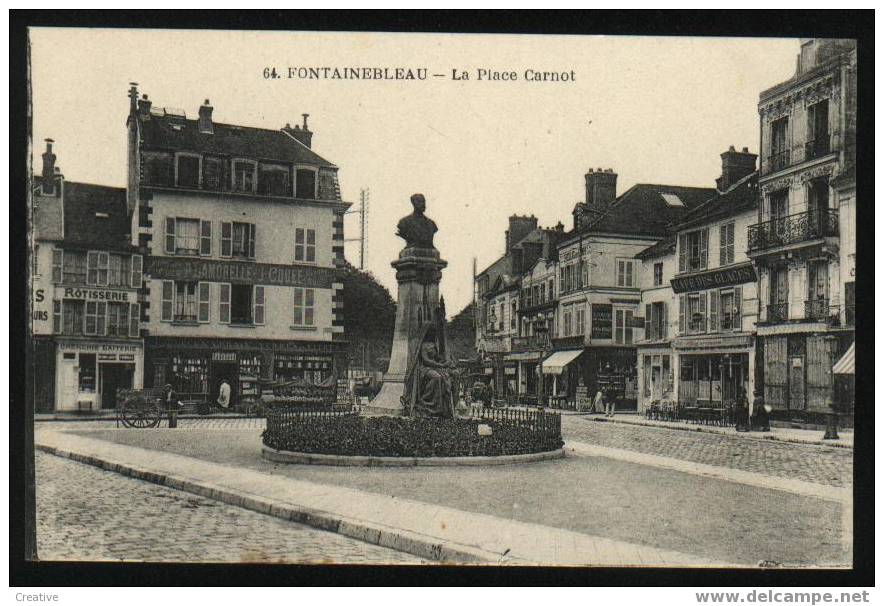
29;29;800;315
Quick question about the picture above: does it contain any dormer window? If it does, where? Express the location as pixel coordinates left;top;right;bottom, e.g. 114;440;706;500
295;167;317;199
258;162;292;197
175;153;201;188
232;159;257;193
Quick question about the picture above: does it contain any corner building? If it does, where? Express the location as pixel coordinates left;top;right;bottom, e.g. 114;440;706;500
127;87;350;403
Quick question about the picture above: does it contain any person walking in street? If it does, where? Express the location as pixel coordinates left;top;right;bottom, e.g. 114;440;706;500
751;389;770;431
604;387;617;418
735;387;751;432
592;388;605;415
217;378;231;412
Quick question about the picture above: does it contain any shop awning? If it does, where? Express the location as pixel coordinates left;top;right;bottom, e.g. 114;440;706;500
542;350;583;375
833;342;855;375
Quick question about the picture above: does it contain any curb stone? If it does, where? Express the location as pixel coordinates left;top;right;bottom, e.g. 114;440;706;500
35;442;519;565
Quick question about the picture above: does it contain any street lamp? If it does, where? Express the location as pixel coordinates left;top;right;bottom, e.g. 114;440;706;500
822;334;840;440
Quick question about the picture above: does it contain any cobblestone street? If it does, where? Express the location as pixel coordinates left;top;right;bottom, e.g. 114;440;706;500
561;416;853;488
35;452;423;564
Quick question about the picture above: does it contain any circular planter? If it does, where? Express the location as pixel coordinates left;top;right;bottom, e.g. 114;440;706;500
261;444;566;467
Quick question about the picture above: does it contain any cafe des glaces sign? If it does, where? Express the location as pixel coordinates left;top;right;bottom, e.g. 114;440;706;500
670;262;756;294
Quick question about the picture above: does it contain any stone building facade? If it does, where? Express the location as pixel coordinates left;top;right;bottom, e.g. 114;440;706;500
127;86;350;404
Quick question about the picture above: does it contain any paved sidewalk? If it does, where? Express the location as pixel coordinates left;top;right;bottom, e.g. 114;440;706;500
36;430;736;567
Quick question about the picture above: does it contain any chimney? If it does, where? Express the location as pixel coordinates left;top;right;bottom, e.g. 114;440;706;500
505;214;538;252
716;146;757;192
282;114;313;148
41;139;57;195
137;93;152;117
128;82;139;116
585;168;617;211
198;99;214;134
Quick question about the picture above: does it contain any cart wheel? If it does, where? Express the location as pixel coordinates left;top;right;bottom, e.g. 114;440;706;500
126;404;163;428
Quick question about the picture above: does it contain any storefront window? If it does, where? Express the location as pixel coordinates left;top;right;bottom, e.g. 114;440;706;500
79;353;96;393
170;355;209;396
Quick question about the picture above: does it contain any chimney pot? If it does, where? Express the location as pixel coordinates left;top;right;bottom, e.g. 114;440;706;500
41;138;58;195
729;145;736;151
204;99;210;105
302;113;310;130
198;99;214;134
742;147;749;153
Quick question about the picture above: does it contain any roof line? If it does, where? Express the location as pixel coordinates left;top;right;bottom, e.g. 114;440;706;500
280;128;338;169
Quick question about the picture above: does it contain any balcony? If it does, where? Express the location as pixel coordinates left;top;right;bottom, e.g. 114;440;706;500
512;334;551;352
767;149;791;173
762;300;841;326
747;209;839;254
805;136;832;161
766;303;789;324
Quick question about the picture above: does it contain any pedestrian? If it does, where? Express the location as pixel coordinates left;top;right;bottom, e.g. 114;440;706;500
605;387;617;418
735;387;751;432
592;388;605;415
164;384;182;410
750;389;770;432
217;378;231;412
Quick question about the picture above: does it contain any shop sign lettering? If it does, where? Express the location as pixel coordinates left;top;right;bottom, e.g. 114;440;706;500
148;258;337;289
58;342;140;353
671;263;756;294
591;304;613;340
59;287;131;302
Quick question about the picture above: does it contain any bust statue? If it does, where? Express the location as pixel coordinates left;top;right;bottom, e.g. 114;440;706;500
396;193;438;250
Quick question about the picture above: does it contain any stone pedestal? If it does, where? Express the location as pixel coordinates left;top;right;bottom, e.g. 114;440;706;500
366;247;447;415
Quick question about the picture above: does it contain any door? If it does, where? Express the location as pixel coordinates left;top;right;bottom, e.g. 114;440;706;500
100;364;134;409
788;355;806;411
210;362;238;406
60;358;78;410
764;336;788;410
651;366;662;401
806;335;833;412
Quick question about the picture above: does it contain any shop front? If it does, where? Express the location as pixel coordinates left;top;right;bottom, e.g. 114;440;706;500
146;336;344;405
637;345;675;413
585;347;639;411
54;338;143;411
541;349;584;407
673;334;754;409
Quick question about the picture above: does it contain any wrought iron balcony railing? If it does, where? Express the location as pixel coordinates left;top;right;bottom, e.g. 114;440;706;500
766;303;789;324
767;149;791;173
804;299;832;322
805;136;832;161
747;209;839;253
512;334;551;352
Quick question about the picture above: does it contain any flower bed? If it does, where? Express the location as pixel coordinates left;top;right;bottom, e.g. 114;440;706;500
262;406;562;458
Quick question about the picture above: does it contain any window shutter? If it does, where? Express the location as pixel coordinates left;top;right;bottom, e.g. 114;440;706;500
198;282;210;323
254;285;265;325
293;287;303;325
733;286;742;332
52;250;63;283
709;289;719;332
699;292;707;333
248;224;256;259
306;229;315;262
662;302;668;339
221;222;232;257
295;228;304;262
719;224;727;266
219;283;231;323
130;254;142;288
96;302;106;336
678;234;687;273
626;261;633;287
98;252;109;286
305;288;314;325
161;280;174;321
699;229;708;269
644;304;652;340
200;220;212;256
85;301;97;335
727;224;735;263
165;217;176;254
678;295;685;334
87;251;99;285
129;303;140;337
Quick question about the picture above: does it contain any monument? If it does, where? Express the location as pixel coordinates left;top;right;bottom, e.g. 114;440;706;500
367;194;450;415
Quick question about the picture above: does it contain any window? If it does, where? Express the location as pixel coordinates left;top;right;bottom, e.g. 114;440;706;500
653;262;663;287
770;117;789;170
230;222;256;259
176;154;201;188
616;259;635;287
107;254;128;287
614;309;634;344
769;190;788;220
295;228;316;263
258;163;291;196
713;288;742;332
86;251;109;286
807;100;830;158
200;221;212;256
129;303;140;337
719;222;735;266
808;177;830;216
61;251;87;284
174;282;198;322
62;300;84;336
548;278;555;300
130;255;143;288
510;301;517;329
52;249;63;283
575;304;585;336
559;266;565;292
53;301;61;333
253;286;265;325
679;229;708;273
219;283;231;323
562;305;572;337
166;218;200;255
230;284;254;325
644;302;667;341
680;292;707;334
78;354;96;393
232;160;257;192
202;156;224;190
106;302;130;337
295;168;317;199
540;283;546;304
580;260;589;289
293;287;315;326
198;282;210;323
84;301;106;336
143;151;174;186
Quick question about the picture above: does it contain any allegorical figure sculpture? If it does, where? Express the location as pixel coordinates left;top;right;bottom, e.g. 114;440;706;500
396;193;438;250
403;323;457;418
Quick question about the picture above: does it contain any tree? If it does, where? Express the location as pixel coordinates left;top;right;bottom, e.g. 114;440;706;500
447;301;477;362
340;262;396;373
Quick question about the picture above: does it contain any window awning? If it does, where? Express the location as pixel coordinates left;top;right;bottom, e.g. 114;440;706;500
542;349;583;375
833;342;854;375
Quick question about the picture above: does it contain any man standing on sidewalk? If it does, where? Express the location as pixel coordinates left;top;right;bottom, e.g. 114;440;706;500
605;387;616;418
217;378;231;412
